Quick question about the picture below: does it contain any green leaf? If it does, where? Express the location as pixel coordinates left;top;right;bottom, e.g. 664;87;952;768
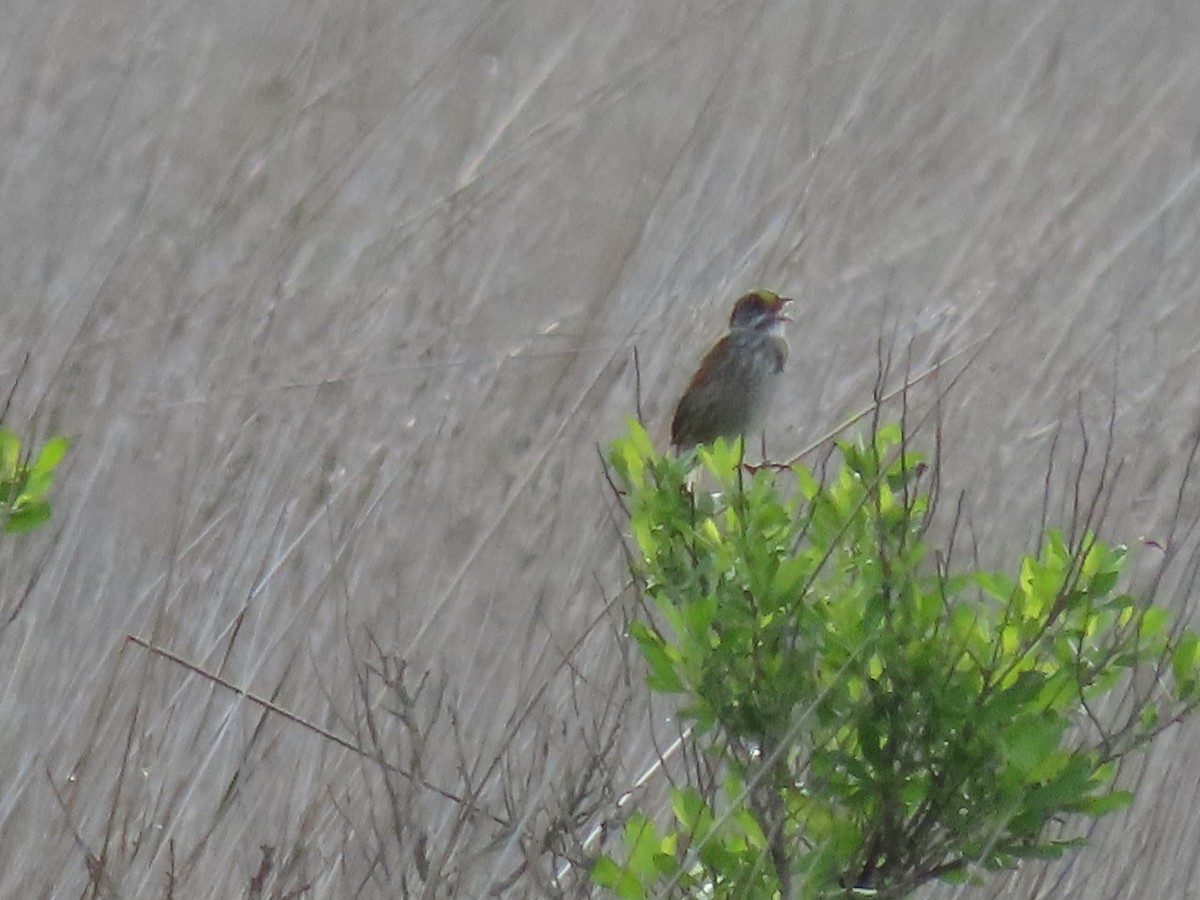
20;469;53;502
974;571;1015;602
624;813;664;875
30;436;68;474
699;436;742;479
1172;631;1200;684
3;501;50;533
1018;558;1057;619
937;865;970;884
794;464;820;500
1019;837;1088;860
625;418;655;459
629;621;685;693
1088;568;1120;597
771;554;812;600
730;806;767;849
949;600;981;637
1071;790;1132;816
1026;749;1072;783
590;856;646;898
999;715;1064;776
1140;606;1168;640
875;422;902;447
0;428;19;477
679;594;717;640
1139;704;1159;732
670;787;705;833
1022;756;1095;815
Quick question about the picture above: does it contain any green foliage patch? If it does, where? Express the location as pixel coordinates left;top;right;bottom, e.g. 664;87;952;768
595;421;1200;898
0;427;67;534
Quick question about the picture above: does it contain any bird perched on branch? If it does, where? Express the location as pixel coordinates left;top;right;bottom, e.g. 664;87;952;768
670;289;792;453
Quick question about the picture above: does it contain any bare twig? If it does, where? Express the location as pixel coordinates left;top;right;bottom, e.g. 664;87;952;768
123;633;501;823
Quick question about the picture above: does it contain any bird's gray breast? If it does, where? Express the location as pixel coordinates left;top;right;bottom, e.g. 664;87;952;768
765;333;788;373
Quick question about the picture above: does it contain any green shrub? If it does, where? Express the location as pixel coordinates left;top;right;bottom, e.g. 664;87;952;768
0;427;67;534
594;421;1200;899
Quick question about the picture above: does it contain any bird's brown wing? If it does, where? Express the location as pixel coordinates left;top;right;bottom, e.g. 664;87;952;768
670;335;733;449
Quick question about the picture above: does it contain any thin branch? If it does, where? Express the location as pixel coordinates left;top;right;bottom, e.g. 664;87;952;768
123;633;501;824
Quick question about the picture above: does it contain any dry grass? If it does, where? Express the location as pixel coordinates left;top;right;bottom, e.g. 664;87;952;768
3;1;1200;897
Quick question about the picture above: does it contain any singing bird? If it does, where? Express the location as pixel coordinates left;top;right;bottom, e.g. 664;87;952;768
670;290;792;452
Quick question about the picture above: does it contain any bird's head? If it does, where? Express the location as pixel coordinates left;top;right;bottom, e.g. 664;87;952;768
729;290;792;332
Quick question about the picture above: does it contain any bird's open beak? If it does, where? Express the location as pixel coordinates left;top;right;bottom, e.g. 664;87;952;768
776;297;794;322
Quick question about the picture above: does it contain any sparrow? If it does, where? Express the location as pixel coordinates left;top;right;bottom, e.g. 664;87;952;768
670;289;792;452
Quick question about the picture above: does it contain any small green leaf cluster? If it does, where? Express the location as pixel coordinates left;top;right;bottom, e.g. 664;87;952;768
591;789;772;899
594;421;1200;898
0;428;67;533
